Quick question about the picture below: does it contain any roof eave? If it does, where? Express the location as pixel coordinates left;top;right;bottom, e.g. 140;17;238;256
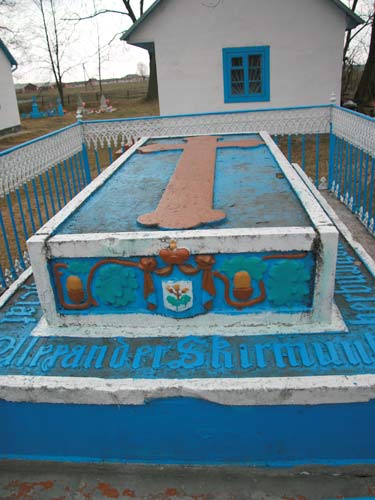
0;38;18;70
120;0;162;42
120;0;365;43
329;0;364;30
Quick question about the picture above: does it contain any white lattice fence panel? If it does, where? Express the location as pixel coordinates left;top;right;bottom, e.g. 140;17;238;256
83;107;331;149
332;107;375;157
0;124;82;196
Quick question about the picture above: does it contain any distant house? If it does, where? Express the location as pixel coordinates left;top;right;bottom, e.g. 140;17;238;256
122;0;363;115
15;83;38;93
87;78;99;87
37;82;53;92
123;74;144;83
0;39;20;135
24;83;38;93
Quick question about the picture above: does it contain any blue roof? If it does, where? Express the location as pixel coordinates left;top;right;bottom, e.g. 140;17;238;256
121;0;364;41
0;38;17;70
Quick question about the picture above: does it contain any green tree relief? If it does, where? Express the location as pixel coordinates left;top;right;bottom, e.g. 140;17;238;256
268;260;310;306
95;265;139;307
220;257;267;281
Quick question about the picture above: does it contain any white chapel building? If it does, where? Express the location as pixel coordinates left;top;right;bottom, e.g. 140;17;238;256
0;39;21;135
122;0;363;115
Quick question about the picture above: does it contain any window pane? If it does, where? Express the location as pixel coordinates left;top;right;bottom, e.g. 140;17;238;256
249;68;261;81
249;81;262;94
231;68;245;95
248;55;261;68
232;81;245;95
231;57;243;67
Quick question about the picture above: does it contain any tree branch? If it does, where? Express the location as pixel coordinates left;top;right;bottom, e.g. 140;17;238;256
122;0;137;23
63;9;130;22
343;0;360;63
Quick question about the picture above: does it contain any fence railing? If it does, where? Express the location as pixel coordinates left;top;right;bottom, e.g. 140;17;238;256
330;105;375;231
0;104;373;295
0;123;92;292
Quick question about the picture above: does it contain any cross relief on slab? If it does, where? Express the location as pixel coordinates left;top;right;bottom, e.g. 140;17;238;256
137;135;263;230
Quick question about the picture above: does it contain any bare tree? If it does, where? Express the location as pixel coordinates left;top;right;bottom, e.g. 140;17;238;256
33;0;82;105
66;1;158;101
33;0;65;104
355;2;375;109
341;0;374;104
137;61;148;80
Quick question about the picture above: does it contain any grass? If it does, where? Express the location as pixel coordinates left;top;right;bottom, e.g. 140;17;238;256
0;96;159;152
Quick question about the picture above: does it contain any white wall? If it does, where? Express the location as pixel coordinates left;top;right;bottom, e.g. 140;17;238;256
0;50;20;133
128;0;346;115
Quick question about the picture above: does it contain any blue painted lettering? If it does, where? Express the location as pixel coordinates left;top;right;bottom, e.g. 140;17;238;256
336;285;373;294
152;345;170;369
341;340;373;366
312;342;342;366
239;344;252;369
132;345;153;369
211;337;234;369
254;343;270;369
83;345;108;369
326;342;344;366
0;336;27;368
109;340;129;369
15;337;39;367
169;337;206;370
61;345;87;369
348;314;375;325
41;345;70;372
29;344;55;368
365;333;375;356
272;343;315;368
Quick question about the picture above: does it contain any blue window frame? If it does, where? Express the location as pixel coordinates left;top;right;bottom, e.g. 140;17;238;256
223;46;270;103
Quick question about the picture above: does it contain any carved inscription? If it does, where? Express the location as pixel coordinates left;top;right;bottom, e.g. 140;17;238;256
1;333;375;375
336;243;375;326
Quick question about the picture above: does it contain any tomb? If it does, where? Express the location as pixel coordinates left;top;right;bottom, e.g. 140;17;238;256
4;128;375;467
28;132;342;337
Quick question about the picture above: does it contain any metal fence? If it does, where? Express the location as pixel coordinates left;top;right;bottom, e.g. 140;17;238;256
0;104;374;295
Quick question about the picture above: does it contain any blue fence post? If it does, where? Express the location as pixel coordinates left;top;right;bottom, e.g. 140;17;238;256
0;208;17;279
82;142;92;184
0;263;7;289
328;127;336;191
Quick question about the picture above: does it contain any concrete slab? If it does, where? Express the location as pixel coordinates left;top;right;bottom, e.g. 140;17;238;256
1;461;375;500
322;191;375;260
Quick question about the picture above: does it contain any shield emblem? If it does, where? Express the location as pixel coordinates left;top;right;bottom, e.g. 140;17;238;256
162;280;193;312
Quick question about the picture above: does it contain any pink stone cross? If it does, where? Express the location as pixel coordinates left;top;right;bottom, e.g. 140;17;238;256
137;135;263;229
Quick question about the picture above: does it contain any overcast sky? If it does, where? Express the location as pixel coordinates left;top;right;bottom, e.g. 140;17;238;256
1;0;372;84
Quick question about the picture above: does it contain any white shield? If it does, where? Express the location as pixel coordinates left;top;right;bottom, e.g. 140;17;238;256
162;280;193;312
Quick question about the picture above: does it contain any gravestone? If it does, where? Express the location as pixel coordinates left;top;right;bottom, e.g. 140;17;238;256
5;131;375;466
29;132;340;337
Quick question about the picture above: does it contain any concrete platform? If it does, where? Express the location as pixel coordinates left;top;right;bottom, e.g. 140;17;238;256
2;141;375;487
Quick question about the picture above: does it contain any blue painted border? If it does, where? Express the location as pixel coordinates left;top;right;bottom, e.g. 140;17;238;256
2;397;375;465
222;46;270;103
